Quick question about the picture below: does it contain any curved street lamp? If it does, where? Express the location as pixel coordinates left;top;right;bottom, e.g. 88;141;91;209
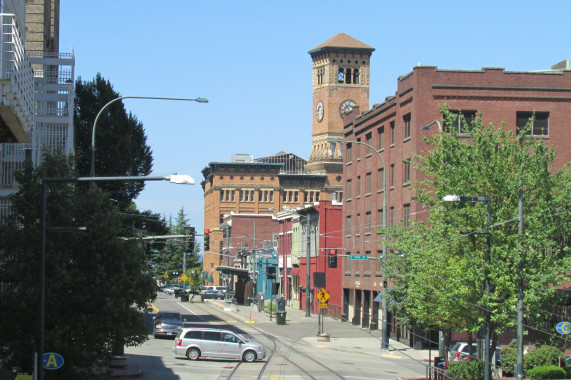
328;138;389;350
89;96;208;178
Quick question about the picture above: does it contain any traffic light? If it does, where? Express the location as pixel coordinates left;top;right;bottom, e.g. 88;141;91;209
183;226;195;253
267;266;276;280
204;229;210;251
328;249;338;268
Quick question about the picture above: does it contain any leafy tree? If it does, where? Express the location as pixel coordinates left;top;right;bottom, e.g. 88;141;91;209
0;151;156;378
74;73;153;205
149;207;200;279
383;107;570;371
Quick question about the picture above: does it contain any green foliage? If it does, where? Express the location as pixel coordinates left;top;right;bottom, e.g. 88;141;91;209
0;152;156;378
265;302;276;313
74;73;153;203
500;346;517;376
526;365;566;379
382;107;571;350
188;267;205;293
446;359;485;380
524;346;565;372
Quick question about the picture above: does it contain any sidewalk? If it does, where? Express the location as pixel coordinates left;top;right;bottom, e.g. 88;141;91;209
206;298;433;366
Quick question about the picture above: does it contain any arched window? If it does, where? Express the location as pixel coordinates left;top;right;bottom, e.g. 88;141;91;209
353;69;360;84
338;68;344;83
346;68;352;84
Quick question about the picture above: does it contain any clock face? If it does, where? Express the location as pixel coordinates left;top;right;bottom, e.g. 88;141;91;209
339;99;358;116
316;100;324;122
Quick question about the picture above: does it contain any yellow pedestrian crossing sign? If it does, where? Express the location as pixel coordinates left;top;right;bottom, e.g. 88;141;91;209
317;288;330;303
181;274;188;282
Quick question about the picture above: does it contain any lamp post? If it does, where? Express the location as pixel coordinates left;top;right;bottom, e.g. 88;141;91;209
420;120;445;358
90;96;208;178
442;194;492;380
38;174;194;380
328;138;389;350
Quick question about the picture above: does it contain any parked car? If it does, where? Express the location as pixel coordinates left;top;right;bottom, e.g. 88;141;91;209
153;311;186;338
173;327;265;362
449;342;501;365
201;290;224;300
163;285;183;294
199;286;226;295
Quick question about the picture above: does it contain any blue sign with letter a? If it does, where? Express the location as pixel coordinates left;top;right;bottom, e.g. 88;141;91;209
43;352;64;370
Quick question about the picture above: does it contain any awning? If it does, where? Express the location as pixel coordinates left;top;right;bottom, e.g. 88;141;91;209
216;266;250;279
289;267;301;276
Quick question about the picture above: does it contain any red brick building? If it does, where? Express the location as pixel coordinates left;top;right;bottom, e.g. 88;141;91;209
277;201;344;316
341;62;571;346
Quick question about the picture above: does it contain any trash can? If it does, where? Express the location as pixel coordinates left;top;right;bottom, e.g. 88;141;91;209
276;311;286;325
276;298;286;312
174;289;181;297
180;294;189;302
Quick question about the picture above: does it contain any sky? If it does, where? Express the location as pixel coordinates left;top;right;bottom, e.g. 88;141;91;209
59;0;570;235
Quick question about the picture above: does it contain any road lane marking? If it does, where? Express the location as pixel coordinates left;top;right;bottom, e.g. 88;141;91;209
177;302;208;321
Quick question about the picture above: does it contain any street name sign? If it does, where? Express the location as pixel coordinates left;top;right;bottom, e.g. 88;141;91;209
348;255;368;260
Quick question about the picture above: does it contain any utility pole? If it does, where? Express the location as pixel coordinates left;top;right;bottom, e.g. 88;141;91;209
515;168;524;379
305;214;311;317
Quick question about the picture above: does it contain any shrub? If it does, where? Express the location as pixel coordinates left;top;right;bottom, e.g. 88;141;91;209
563;365;571;378
500;346;517;376
265;302;276;313
526;365;566;379
446;359;485;380
524;346;565;372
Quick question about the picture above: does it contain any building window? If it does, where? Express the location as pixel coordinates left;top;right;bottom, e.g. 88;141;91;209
333;191;343;202
346;215;352;236
446;110;477;134
404;160;411;183
390;164;395;187
353;69;360;84
346;179;352;198
338;68;344;83
517;111;549;136
378;126;384;150
240;189;254;202
220;189;235;202
357;176;361;195
378;209;384;228
365;212;371;234
282;190;299;203
403;113;411;139
356;138;361;158
345;68;352;84
366;133;372;154
365;172;372;194
304;190;320;203
260;189;274;202
346;143;352;162
356;213;361;235
378;168;384;190
404;204;411;227
390;207;394;226
390;121;395;145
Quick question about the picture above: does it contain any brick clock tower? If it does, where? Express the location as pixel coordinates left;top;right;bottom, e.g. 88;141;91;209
305;33;375;192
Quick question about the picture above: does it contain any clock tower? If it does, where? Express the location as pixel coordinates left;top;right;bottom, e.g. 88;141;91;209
305;33;375;185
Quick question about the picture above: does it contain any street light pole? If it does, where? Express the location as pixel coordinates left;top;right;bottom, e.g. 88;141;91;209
37;174;194;380
443;194;492;380
89;96;208;178
328;138;388;350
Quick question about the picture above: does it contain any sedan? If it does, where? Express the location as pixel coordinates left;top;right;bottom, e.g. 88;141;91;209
201;290;224;300
153;311;186;338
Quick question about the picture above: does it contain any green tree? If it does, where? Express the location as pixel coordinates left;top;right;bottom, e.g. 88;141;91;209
74;73;153;205
0;151;156;378
383;108;570;368
149;207;200;279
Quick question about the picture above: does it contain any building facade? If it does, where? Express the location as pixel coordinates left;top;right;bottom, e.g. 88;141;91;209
0;0;74;223
341;62;571;346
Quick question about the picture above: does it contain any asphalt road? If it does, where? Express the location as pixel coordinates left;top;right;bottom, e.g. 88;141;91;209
122;293;428;379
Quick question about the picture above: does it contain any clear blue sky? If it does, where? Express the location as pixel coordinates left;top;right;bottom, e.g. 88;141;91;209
59;0;570;234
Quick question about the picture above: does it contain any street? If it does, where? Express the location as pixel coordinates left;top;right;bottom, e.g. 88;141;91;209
120;293;429;379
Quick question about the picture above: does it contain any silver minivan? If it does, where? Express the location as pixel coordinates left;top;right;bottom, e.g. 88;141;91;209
173;327;265;362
